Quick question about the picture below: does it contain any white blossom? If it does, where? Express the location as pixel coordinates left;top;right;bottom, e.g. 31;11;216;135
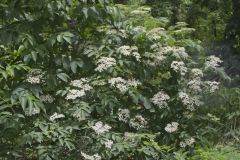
151;91;170;109
118;46;131;56
50;112;65;122
187;78;202;92
132;26;146;34
81;152;101;160
132;52;141;61
108;77;128;93
178;92;191;106
118;109;130;123
108;77;126;86
164;122;179;133
173;47;189;59
178;92;203;111
26;69;44;84
65;89;85;100
95;57;116;72
91;121;111;134
24;107;40;116
205;55;222;70
206;81;220;93
108;77;141;93
159;47;188;59
70;78;93;91
185;137;195;146
26;76;41;84
146;28;165;40
180;137;195;148
129;115;147;130
40;94;55;103
149;46;188;65
127;79;141;87
104;139;113;149
180;141;187;148
171;61;187;76
117;46;141;61
191;68;203;78
192;95;204;107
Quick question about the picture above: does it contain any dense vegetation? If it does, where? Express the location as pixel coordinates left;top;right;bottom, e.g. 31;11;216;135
0;0;239;159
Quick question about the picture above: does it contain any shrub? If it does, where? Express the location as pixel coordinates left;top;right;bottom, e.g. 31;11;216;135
0;1;224;159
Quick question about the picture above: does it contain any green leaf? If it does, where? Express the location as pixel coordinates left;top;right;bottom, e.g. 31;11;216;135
82;8;88;18
70;61;78;73
140;96;152;109
31;51;38;62
20;96;28;110
62;36;71;44
57;73;70;82
72;101;92;121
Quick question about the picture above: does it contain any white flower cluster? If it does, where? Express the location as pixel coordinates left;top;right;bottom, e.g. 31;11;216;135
117;46;141;61
187;78;202;92
117;109;130;123
149;46;189;66
81;152;101;160
26;76;41;84
147;28;165;40
205;55;222;70
178;92;191;106
40;94;55;103
150;43;161;51
24;107;40;116
104;139;113;149
151;91;170;109
128;79;142;87
206;81;220;93
187;68;204;92
180;137;195;148
95;57;116;72
65;89;85;100
49;112;65;122
164;122;179;133
108;77;141;93
178;92;203;111
70;78;93;91
26;69;44;84
91;121;111;135
191;68;203;78
129;115;147;130
160;47;188;59
171;47;189;60
97;26;127;37
132;26;146;34
171;61;187;76
105;28;128;38
66;78;93;100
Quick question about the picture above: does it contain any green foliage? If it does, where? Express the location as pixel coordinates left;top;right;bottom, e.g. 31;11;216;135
0;0;238;159
190;145;240;160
